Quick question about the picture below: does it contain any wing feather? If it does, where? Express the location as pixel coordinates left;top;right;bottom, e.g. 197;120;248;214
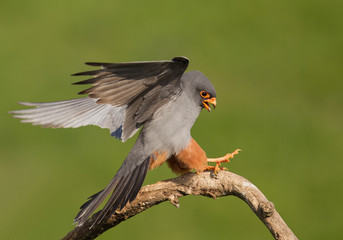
10;98;125;137
72;56;189;141
12;57;189;142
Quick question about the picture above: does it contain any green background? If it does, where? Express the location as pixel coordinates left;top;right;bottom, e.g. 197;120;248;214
1;0;342;239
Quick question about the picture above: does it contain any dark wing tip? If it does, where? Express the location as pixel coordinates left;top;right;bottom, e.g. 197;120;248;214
72;78;95;85
172;56;189;71
85;62;114;67
71;62;110;77
172;56;189;62
71;71;90;77
172;56;189;64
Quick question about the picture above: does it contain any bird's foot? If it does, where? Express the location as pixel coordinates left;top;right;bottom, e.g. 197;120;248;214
200;165;228;175
205;149;241;175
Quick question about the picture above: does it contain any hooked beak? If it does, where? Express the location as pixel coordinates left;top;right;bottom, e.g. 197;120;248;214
202;97;217;112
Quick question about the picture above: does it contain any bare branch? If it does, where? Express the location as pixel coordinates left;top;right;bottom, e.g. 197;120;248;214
62;171;298;240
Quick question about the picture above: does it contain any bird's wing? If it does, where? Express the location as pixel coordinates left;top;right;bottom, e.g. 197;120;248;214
10;57;189;142
10;98;125;140
73;56;189;141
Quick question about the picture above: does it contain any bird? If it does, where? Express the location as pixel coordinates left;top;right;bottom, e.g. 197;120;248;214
10;56;240;227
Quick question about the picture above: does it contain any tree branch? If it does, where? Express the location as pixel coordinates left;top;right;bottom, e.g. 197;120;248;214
62;171;298;240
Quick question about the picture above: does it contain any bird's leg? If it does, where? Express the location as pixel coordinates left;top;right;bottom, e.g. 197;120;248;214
203;149;241;174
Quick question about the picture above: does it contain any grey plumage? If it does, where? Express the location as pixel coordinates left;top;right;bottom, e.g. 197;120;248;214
10;57;217;228
73;56;189;141
74;71;216;227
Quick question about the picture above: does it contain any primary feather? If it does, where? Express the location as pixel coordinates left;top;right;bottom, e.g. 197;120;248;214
10;98;125;138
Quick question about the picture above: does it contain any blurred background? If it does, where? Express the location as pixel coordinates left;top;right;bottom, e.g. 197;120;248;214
1;0;342;239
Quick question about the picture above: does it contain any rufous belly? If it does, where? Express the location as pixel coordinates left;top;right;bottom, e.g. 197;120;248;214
149;138;207;174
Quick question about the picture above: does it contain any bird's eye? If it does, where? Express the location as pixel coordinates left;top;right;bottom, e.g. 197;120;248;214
200;91;210;98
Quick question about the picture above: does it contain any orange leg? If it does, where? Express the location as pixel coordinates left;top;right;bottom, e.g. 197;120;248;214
201;149;241;174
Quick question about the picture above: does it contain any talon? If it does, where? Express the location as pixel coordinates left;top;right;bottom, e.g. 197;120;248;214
224;149;241;161
205;148;241;174
214;163;220;175
232;149;241;155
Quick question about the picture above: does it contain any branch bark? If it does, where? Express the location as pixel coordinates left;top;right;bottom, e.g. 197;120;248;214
62;171;298;240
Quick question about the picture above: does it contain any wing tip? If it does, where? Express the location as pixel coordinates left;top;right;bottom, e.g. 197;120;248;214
16;101;37;106
71;62;112;77
9;102;38;115
85;62;112;67
172;56;189;68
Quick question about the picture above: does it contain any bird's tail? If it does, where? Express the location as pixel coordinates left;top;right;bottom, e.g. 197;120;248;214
74;155;150;227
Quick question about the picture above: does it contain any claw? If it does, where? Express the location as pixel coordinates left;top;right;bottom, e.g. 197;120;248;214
219;166;228;171
205;149;241;174
223;149;241;162
201;164;228;175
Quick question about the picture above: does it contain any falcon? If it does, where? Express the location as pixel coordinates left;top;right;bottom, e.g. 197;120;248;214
11;57;240;227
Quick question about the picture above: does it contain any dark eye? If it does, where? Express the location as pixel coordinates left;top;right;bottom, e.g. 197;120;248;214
200;91;210;98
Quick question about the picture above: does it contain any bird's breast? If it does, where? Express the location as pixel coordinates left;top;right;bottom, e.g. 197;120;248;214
142;92;202;157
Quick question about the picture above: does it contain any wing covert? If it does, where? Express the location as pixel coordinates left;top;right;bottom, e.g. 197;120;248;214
73;56;189;141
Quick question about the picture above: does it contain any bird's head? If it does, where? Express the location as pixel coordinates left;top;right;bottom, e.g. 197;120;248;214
181;71;217;112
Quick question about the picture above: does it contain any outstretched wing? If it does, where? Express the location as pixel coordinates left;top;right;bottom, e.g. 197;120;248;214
10;98;125;139
73;56;189;141
11;57;189;142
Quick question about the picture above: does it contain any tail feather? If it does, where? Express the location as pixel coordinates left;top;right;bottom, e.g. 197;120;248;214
74;177;120;225
110;163;141;211
119;161;145;207
128;159;149;202
93;172;133;225
74;157;150;227
78;190;103;210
